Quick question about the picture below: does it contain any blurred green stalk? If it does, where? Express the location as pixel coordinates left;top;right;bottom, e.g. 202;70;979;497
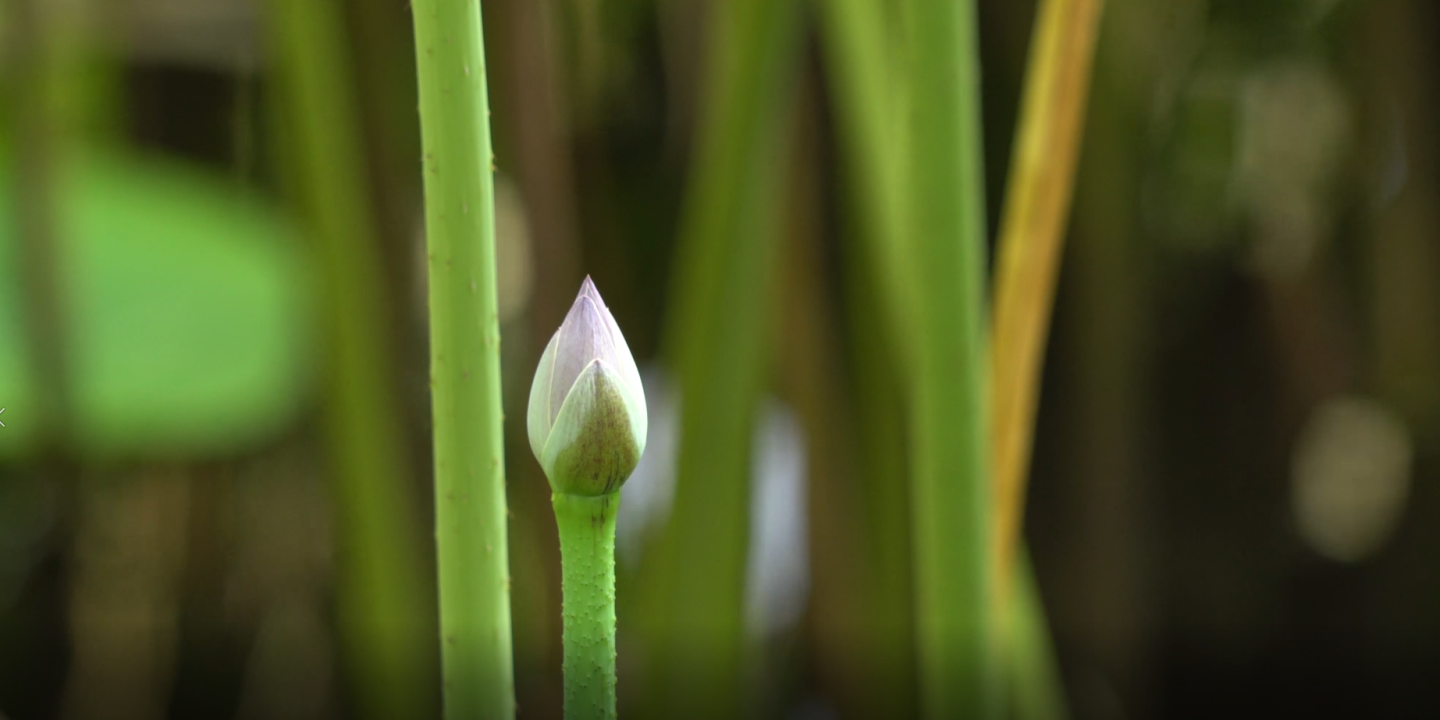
824;1;1092;716
11;0;71;446
902;0;995;718
817;0;910;355
817;0;916;715
989;3;1106;719
266;1;437;718
638;0;802;715
407;0;516;718
993;0;1106;585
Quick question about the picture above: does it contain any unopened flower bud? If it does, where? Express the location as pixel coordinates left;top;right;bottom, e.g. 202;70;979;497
527;277;647;496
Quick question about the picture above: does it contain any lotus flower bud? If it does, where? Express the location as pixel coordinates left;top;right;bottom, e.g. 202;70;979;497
527;277;647;496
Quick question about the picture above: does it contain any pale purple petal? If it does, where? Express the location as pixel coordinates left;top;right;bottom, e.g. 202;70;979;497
578;275;607;311
599;304;644;403
550;294;617;424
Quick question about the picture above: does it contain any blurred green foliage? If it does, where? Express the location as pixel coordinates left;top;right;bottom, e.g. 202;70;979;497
0;150;311;457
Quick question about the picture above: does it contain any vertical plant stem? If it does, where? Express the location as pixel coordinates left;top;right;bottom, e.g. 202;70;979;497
553;492;619;720
842;261;917;718
408;1;515;719
992;0;1106;584
638;0;802;716
817;0;910;358
903;0;993;718
11;0;71;446
987;4;1105;719
266;1;436;718
777;88;873;714
816;1;917;712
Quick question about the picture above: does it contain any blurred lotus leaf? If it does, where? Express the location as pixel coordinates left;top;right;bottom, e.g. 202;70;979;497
0;149;313;458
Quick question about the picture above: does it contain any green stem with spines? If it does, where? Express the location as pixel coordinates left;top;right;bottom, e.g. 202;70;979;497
409;1;515;718
553;492;620;720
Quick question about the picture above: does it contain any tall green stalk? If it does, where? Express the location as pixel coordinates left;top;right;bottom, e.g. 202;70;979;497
816;0;917;714
266;1;436;718
409;1;515;718
637;0;802;715
988;3;1106;719
993;0;1106;583
11;0;71;449
903;0;994;718
553;493;620;719
817;0;910;357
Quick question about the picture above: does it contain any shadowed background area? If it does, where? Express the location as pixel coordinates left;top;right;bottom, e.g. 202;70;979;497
2;0;1440;718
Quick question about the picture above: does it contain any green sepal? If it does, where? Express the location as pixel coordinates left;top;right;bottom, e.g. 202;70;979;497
541;359;645;496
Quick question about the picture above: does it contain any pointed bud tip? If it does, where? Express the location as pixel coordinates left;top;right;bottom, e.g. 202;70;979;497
577;275;605;309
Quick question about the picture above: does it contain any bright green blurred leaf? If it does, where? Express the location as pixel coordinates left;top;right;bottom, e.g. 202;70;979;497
0;149;314;458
